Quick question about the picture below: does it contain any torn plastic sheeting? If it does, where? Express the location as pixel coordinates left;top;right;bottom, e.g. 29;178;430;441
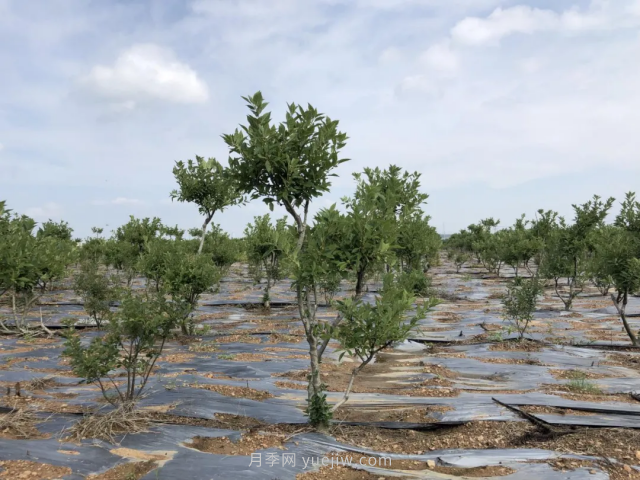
592;297;640;315
308;436;610;479
128;426;341;480
321;392;519;423
0;437;127;480
461;343;630;369
596;377;640;394
139;384;309;424
143;372;293;401
308;437;593;472
434;449;576;467
0;418;332;480
574;340;639;348
165;427;606;480
420;356;559;391
492;393;640;415
535;412;640;429
436;404;514;423
199;299;299;307
6;415;557;480
0;370;52;382
346;462;608;480
154;351;310;380
332;420;465;430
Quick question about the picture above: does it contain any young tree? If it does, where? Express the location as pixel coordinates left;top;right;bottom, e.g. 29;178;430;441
501;276;542;340
114;216;163;255
224;91;348;255
496;215;539;277
73;262;121;328
396;213;441;273
244;215;294;308
78;227;107;265
171;156;242;254
447;249;470;273
162;251;221;335
104;216;163;286
137;236;178;292
200;225;242;272
0;204;75;333
587;225;617;296
397;269;435;298
341;171;397;297
330;274;437;412
291;207;348;427
540;196;614;310
223;92;348;426
529;209;559;271
594;230;640;345
63;290;179;405
469;218;500;267
103;239;139;286
595;192;640;345
37;220;74;242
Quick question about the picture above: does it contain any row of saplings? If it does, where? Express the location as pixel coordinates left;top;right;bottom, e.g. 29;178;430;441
0;92;445;434
446;193;640;346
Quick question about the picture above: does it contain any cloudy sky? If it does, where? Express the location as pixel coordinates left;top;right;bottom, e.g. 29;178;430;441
1;0;639;238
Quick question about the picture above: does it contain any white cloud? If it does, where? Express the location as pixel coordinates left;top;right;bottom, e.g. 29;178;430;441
26;202;62;220
419;40;458;73
449;3;635;47
519;57;543;74
81;44;209;105
451;6;559;46
396;74;441;97
378;47;403;64
92;197;143;206
0;142;4;152
4;0;640;237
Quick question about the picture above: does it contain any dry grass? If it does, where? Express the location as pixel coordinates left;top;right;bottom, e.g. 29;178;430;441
63;403;150;444
26;376;57;391
0;407;47;439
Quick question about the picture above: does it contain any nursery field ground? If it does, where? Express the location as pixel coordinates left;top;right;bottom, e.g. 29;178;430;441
1;258;640;480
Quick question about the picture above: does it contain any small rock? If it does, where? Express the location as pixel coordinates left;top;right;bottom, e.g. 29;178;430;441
589;470;597;475
623;465;632;473
426;460;436;469
636;451;640;460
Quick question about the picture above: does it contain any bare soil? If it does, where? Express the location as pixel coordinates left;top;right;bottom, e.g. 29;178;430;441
87;461;157;480
188;383;273;401
0;460;72;479
187;431;289;456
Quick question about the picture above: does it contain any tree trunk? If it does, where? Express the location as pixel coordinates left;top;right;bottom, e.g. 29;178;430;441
296;284;322;402
355;269;366;298
306;334;322;401
198;212;215;255
566;280;575;311
612;291;638;346
554;278;572;311
283;199;309;257
331;364;363;413
264;276;271;309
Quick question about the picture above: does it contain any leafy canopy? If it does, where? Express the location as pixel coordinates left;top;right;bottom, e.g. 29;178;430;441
223;91;349;219
170;156;242;218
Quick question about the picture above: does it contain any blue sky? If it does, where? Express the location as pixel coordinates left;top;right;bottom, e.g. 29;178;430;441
1;0;639;238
